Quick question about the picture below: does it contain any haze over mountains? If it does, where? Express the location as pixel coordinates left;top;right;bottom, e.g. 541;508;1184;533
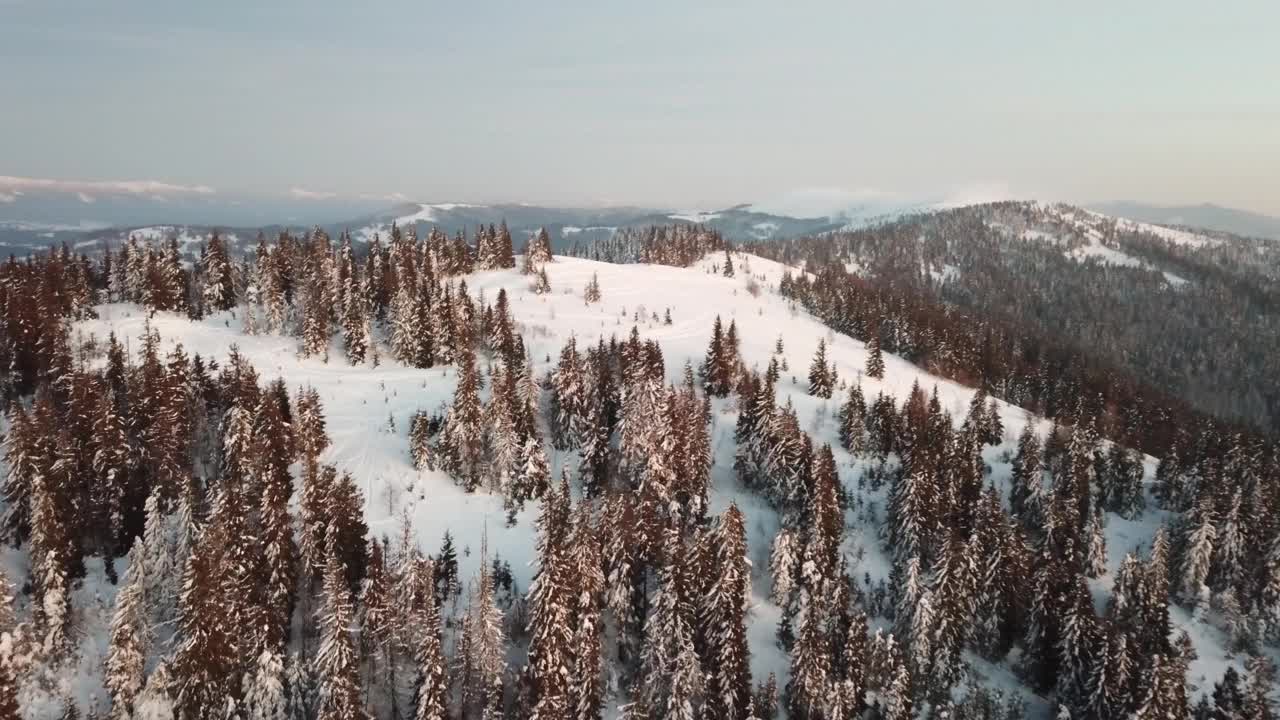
4;181;1278;260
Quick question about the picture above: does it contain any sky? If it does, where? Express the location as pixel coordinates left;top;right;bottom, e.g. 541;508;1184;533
2;0;1278;215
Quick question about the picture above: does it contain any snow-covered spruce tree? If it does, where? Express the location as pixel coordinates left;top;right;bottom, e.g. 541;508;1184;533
341;272;370;365
601;494;642;672
389;281;421;366
172;525;240;719
325;470;370;591
357;541;399;714
1153;442;1189;512
1009;423;1044;526
201;231;237;313
29;449;72;656
296;385;331;462
459;537;506;719
315;541;367;720
496;220;516;269
638;527;700;720
1211;489;1246;595
256;392;299;651
408;411;436;471
786;597;829;720
438;348;487;490
91;382;130;556
243;648;289;720
105;542;151;720
700;505;752;720
523;477;575;720
584;272;602;303
569;503;605;720
300;269;332;361
808;444;842;588
411;559;448;720
508;436;551;522
577;393;611;498
864;325;885;379
702;316;732;398
1177;496;1216;610
528;227;554;266
1085;508;1108;579
534;265;552;294
433;531;460;606
722;250;735;278
1055;576;1099;717
550;336;587;451
807;340;832;398
837;383;866;455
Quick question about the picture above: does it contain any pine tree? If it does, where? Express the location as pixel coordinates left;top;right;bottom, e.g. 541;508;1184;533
460;537;506;720
411;561;448;720
584;273;602;303
837;383;867;454
722;250;735;278
570;504;605;720
495;220;516;269
529;227;554;266
106;543;151;720
244;649;289;720
525;478;575;720
438;349;487;490
301;272;332;361
642;529;703;720
1009;424;1043;525
703;316;731;397
865;327;885;380
258;393;299;651
807;340;832;398
1243;656;1276;720
702;505;752;720
1085;508;1108;578
30;445;71;654
1179;497;1216;609
315;542;367;720
202;231;237;312
786;602;828;720
534;266;551;294
341;277;370;365
91;380;131;556
173;527;240;719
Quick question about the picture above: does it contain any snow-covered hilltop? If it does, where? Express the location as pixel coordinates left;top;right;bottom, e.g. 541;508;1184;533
1;229;1265;719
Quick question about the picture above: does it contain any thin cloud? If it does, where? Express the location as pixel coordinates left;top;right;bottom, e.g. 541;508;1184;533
0;193;15;203
0;175;215;196
290;187;339;200
938;182;1020;208
77;192;96;204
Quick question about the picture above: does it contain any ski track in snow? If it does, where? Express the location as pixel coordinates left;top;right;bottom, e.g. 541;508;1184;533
58;251;1243;717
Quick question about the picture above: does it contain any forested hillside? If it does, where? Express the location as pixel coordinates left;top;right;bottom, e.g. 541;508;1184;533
0;221;1276;720
749;202;1280;434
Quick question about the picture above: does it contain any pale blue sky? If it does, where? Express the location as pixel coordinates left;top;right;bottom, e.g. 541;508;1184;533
2;0;1278;213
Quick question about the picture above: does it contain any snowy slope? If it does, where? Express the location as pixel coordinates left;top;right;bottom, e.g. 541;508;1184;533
59;251;1243;717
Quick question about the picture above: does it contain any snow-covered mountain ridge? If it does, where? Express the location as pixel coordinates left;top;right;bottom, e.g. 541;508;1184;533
6;249;1250;717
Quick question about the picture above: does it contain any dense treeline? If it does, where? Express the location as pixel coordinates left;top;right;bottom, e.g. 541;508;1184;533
753;201;1280;434
567;225;728;268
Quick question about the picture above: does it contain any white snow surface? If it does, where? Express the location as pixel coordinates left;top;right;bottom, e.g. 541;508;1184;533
41;251;1238;717
354;203;480;243
668;211;722;223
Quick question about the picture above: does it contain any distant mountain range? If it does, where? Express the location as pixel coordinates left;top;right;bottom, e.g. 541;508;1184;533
2;194;1276;260
1088;202;1280;241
